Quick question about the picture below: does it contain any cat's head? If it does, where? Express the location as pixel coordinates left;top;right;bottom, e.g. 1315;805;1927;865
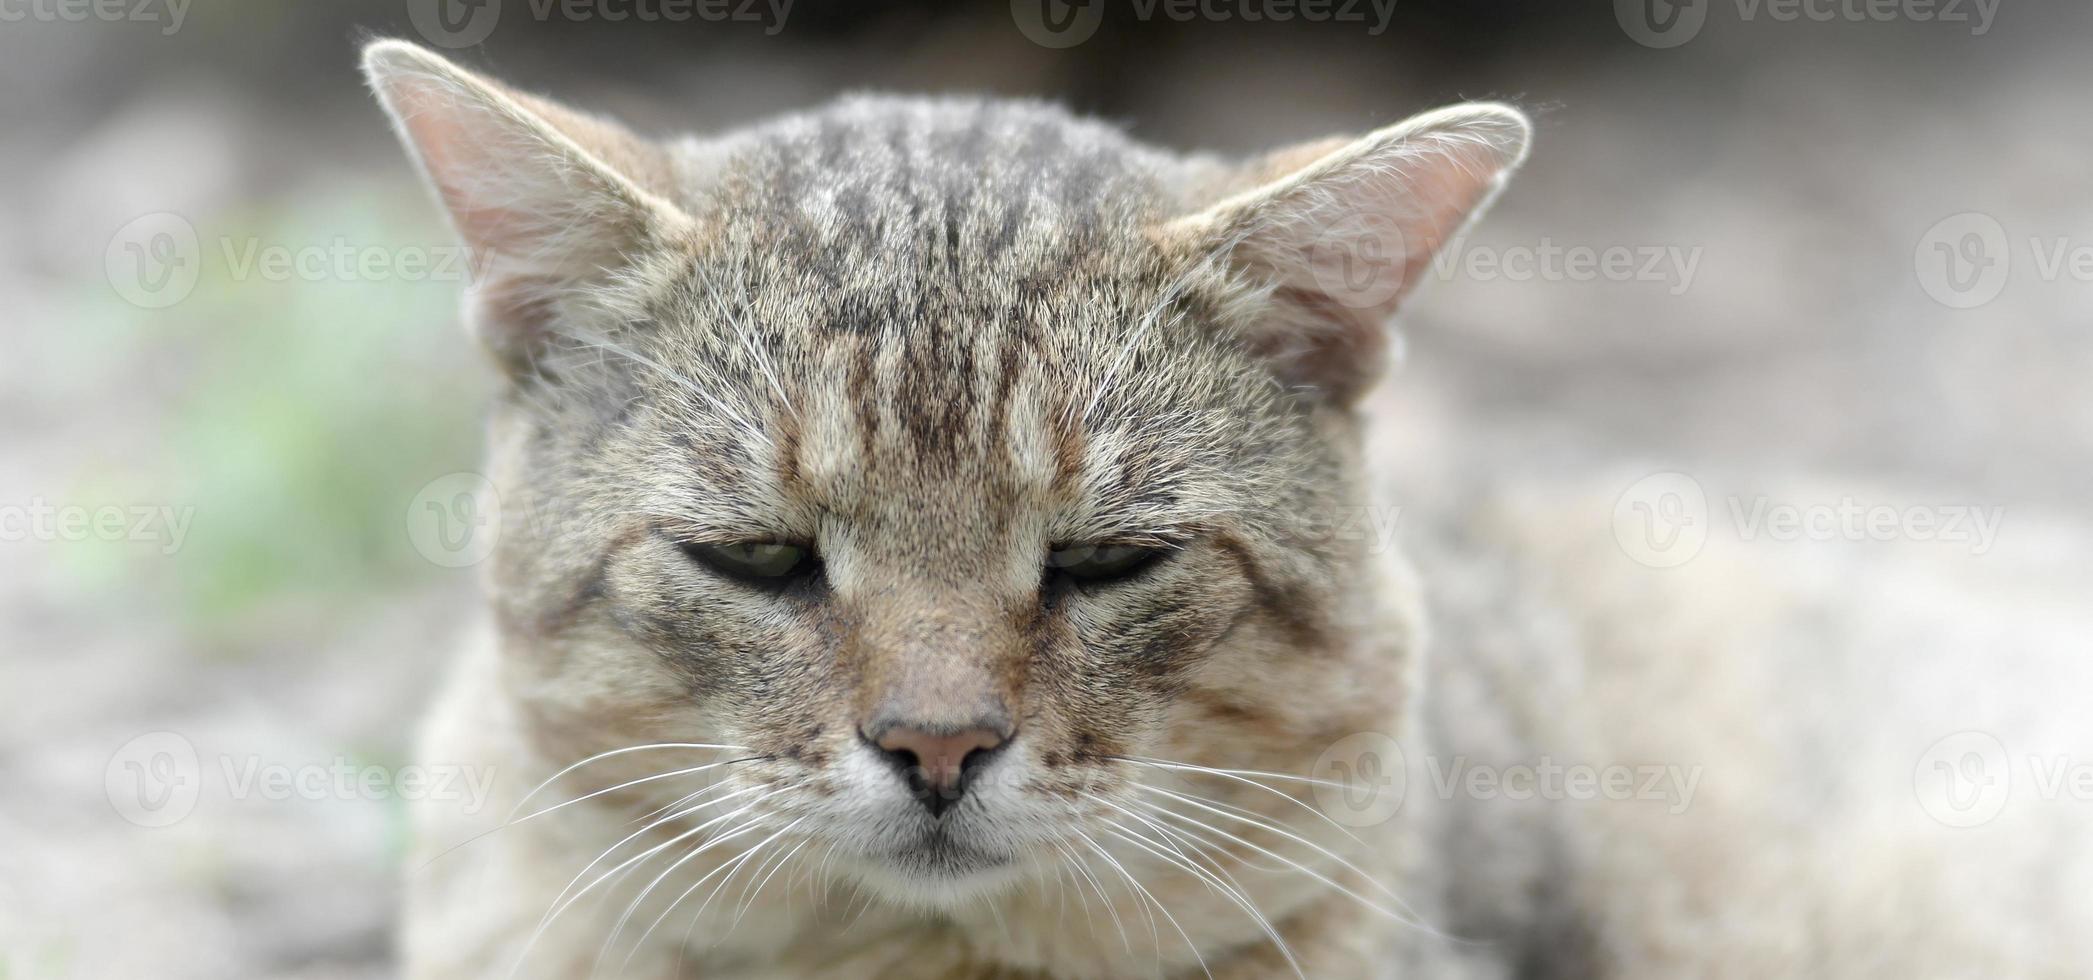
366;40;1526;907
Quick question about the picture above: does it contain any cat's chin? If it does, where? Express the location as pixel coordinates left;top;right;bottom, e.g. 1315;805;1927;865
846;838;1030;910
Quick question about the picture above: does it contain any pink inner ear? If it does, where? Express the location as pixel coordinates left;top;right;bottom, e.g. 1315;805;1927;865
390;94;531;259
1259;285;1392;402
377;66;578;259
438;197;529;268
1191;112;1527;404
466;270;565;377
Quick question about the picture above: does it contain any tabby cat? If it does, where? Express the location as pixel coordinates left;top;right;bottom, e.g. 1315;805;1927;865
366;38;2086;980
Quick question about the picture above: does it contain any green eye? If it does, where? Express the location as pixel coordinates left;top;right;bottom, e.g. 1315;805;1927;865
681;541;813;583
1047;543;1165;583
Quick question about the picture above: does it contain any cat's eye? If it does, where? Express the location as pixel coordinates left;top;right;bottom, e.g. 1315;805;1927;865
680;540;815;585
1046;543;1166;583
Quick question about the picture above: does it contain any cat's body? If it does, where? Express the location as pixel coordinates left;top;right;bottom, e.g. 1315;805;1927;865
365;40;2092;979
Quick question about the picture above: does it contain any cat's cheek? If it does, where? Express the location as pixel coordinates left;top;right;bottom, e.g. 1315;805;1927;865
592;566;819;700
1029;564;1255;764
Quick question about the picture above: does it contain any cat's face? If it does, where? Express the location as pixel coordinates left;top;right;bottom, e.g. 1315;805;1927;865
495;148;1357;901
366;42;1527;907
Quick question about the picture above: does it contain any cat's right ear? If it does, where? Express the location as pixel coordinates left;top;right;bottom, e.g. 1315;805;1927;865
361;39;693;376
1157;103;1531;405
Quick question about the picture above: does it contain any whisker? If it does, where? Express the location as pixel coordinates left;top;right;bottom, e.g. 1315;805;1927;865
1047;838;1111;951
693;820;805;941
984;887;1012;945
1110;756;1370;851
1132;785;1451;937
636;818;774;977
418;744;752;871
1075;829;1166;966
1052;836;1132;956
541;783;771;927
1087;789;1280;920
1138;798;1411;933
840;876;875;933
595;814;781;977
1129;799;1292;875
809;840;841;913
625;816;806;974
1076;829;1212;980
1097;822;1298;980
1083;791;1224;880
633;769;756;825
513;743;753;821
1113;755;1350;791
735;836;812;930
508;786;790;978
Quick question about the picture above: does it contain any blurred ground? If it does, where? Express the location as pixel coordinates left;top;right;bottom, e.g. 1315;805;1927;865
3;2;2089;976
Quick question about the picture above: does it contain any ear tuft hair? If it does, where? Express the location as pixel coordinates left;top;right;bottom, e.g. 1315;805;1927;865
1161;103;1532;403
361;39;692;376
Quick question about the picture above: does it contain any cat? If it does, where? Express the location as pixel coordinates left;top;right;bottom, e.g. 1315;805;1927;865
364;38;2092;979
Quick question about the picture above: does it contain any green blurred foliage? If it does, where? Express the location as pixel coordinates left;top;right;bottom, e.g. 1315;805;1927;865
54;181;489;645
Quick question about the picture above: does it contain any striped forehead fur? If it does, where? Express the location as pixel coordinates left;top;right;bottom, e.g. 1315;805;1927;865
527;96;1320;558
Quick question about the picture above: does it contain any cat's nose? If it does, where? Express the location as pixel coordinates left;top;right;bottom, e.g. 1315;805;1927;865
864;722;1010;818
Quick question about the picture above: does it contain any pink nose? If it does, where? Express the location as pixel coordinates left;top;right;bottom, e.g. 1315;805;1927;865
868;724;1010;817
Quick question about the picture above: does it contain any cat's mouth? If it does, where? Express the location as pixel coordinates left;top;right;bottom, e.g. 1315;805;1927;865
884;827;1011;877
850;825;1028;903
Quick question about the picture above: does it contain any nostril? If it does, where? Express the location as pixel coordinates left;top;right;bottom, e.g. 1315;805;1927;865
862;724;1012;818
872;741;923;782
959;742;998;778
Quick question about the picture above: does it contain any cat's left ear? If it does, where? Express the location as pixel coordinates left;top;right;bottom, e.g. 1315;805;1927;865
1159;103;1531;404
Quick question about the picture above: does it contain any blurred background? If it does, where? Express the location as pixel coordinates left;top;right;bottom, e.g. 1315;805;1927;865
3;1;2088;976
